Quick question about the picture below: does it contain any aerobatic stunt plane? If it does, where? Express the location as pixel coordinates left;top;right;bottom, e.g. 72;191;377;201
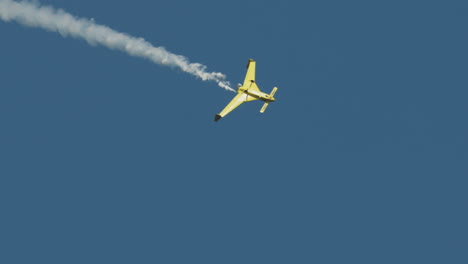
214;59;278;121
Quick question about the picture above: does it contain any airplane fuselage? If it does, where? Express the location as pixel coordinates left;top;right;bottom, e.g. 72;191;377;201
238;86;276;102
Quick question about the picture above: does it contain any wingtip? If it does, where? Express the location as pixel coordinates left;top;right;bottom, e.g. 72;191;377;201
214;114;222;122
246;58;255;68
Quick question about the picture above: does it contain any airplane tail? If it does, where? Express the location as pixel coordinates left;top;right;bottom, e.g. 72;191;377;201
260;87;278;113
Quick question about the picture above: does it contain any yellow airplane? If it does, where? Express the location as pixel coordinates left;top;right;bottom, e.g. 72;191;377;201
214;59;278;121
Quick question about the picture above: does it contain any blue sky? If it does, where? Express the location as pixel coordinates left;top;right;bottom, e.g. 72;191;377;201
0;0;467;263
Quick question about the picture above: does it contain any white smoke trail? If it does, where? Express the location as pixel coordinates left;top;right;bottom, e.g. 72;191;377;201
0;0;234;92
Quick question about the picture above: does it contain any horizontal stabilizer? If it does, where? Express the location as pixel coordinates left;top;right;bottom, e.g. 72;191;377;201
214;114;222;122
260;102;269;113
270;87;278;97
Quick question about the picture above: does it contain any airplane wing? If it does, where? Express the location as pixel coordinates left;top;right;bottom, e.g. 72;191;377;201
215;92;258;121
242;59;260;91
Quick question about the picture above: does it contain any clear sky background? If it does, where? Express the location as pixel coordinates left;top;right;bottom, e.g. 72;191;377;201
1;0;467;263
